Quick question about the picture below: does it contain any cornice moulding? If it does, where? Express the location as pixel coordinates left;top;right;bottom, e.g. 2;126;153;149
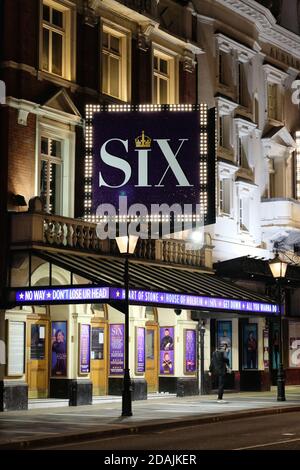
215;96;239;115
215;0;300;60
215;33;256;60
6;97;83;126
234;117;257;135
262;64;288;83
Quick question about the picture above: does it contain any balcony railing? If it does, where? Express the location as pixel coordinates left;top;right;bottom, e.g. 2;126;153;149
10;212;213;268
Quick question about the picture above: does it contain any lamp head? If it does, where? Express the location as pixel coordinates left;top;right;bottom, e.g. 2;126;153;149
116;235;139;254
269;251;288;279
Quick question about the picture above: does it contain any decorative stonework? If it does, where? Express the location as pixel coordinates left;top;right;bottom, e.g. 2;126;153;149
262;64;288;84
234;117;257;136
215;33;256;62
216;0;300;60
182;55;196;73
83;7;99;27
17;109;29;126
137;23;156;51
215;96;238;116
137;32;149;51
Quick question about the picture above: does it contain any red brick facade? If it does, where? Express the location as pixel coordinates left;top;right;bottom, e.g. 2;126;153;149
7;109;36;210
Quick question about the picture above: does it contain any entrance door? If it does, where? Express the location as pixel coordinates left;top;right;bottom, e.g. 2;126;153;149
145;325;158;393
27;320;49;398
91;322;107;395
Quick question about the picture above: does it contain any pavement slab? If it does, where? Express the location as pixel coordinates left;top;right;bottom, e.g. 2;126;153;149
0;387;299;449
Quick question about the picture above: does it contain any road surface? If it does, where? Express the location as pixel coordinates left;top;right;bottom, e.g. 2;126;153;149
35;411;300;450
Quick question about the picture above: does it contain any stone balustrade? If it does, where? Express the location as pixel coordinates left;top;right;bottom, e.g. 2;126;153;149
11;212;213;268
43;215;103;251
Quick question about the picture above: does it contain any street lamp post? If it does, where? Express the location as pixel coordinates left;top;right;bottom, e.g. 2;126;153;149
269;251;288;402
116;234;139;417
198;320;206;395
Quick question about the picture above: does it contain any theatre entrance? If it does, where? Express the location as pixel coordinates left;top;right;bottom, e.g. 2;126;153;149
26;319;50;398
91;321;108;395
145;308;159;393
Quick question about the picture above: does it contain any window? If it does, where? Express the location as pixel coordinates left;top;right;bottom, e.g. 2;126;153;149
219;179;231;215
239;198;249;232
42;2;67;77
270;172;276;198
40;136;62;214
263;64;286;123
237;136;248;168
267;83;280;121
219;116;224;147
153;51;175;104
237;62;248;107
219;115;231;150
102;27;127;100
254;96;259;125
218;51;232;87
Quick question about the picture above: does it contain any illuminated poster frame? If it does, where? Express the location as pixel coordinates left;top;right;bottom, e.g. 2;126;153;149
84;103;215;227
159;326;175;375
184;329;197;375
79;324;91;375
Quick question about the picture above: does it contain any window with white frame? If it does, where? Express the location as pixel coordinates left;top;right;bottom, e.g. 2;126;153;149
153;50;175;104
219;178;231;215
267;83;281;121
239;197;250;232
263;64;286;123
42;1;71;78
40;136;63;214
102;26;127;100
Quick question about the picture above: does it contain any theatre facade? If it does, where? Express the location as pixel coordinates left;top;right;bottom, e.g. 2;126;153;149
0;216;279;411
1;0;299;412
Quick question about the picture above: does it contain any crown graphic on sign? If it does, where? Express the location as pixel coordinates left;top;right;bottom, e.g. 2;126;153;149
135;130;151;148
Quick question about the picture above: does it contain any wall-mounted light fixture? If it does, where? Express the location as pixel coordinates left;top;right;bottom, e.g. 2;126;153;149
11;194;27;207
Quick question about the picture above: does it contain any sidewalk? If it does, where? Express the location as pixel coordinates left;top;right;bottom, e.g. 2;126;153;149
1;387;300;449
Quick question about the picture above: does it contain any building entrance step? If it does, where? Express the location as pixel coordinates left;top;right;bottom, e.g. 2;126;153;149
28;398;69;409
92;393;177;404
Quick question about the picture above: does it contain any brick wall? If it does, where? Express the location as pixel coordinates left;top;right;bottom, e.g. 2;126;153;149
7;108;36;209
2;0;39;67
179;63;197;104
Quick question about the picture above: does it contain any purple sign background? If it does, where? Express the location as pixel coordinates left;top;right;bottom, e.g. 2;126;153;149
80;324;90;374
109;288;278;315
136;327;145;374
160;327;174;375
92;111;200;212
109;324;124;375
185;329;196;373
15;287;278;315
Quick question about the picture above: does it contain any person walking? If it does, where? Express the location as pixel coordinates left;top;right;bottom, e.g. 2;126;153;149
209;345;230;403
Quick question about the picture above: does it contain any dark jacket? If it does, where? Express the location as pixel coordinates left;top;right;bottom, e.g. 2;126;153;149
209;350;229;376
